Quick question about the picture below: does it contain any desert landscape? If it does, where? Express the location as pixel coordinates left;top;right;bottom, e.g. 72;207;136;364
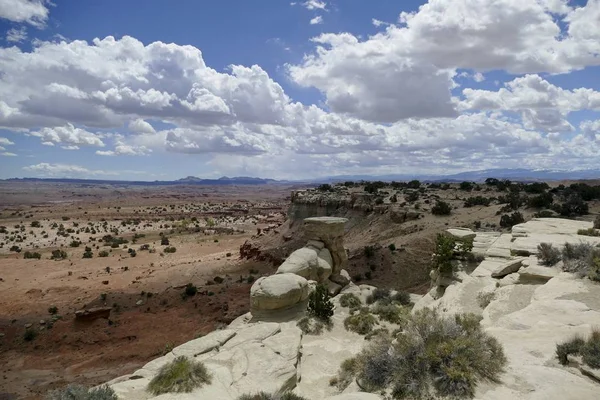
1;178;600;399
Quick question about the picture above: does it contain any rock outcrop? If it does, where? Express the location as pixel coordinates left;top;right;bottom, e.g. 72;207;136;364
415;218;600;400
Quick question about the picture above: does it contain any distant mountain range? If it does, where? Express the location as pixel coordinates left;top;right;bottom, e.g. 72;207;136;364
3;168;600;186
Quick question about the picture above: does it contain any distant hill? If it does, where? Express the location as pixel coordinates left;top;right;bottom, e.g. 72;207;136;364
4;168;600;186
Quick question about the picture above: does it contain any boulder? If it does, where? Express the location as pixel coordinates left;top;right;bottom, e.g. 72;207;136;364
276;247;332;282
74;307;111;322
251;274;309;318
491;257;526;278
327;280;342;297
330;269;351;287
447;228;476;240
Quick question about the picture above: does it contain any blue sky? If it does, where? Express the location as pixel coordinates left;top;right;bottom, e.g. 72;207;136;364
0;0;599;180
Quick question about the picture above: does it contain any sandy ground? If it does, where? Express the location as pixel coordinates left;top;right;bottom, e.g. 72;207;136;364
0;183;290;399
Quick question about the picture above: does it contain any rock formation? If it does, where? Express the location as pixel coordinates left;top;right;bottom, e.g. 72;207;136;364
100;217;600;400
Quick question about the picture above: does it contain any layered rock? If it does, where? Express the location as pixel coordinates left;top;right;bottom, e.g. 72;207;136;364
304;217;348;276
415;218;600;400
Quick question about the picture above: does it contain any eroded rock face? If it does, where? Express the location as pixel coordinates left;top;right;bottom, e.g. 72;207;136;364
304;217;348;276
276;246;332;282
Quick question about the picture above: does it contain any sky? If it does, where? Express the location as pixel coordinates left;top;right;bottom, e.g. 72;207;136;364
0;0;599;181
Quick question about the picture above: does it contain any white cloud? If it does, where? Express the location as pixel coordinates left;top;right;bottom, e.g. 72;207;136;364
96;142;151;156
129;118;156;134
22;162;140;177
61;145;79;150
6;26;27;43
302;0;326;10
460;74;600;132
30;124;105;147
0;137;15;145
310;15;323;25
580;120;600;141
0;0;50;27
473;72;485;83
1;151;17;156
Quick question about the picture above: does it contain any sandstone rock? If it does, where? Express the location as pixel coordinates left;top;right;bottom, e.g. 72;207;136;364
447;227;476;240
251;274;309;319
276;247;332;282
330;269;351;287
518;264;560;282
307;240;325;250
325;394;383;400
328;280;342;297
172;329;236;358
74;307;111;322
491;257;526;278
304;217;348;275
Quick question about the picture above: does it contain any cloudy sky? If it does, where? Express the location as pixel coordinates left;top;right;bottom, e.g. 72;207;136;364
0;0;599;180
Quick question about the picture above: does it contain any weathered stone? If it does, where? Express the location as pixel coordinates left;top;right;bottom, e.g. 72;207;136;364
447;228;476;240
307;240;325;250
304;217;349;275
327;280;342;297
250;274;309;319
276;247;332;282
74;307;111;322
491;257;526;278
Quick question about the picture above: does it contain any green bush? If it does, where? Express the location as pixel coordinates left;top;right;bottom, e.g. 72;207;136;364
24;251;42;259
308;284;334;322
500;212;525;228
236;392;307;400
332;358;357;391
372;304;409;325
432;200;452;216
582;329;600;369
392;291;412;306
556;336;585;365
464;196;491;207
344;308;377;335
340;309;506;399
366;288;391;305
164;246;177;253
537;243;561;266
48;306;58;315
528;192;554;209
561;243;600;281
364;245;376;258
46;384;118;400
147;356;211;395
577;228;600;237
51;249;67;260
161;237;170;246
339;293;362;309
24;328;37;342
431;233;473;275
183;283;197;298
296;316;328;335
98;250;109;257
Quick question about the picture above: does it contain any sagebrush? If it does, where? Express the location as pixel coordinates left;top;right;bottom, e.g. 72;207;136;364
147;356;211;395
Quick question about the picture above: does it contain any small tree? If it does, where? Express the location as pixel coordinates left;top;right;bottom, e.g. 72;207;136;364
432;200;452;216
308;284;334;322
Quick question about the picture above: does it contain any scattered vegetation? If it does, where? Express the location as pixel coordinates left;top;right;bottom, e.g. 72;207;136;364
499;212;525;228
297;316;328;335
344;308;377;335
46;384;118;400
51;249;68;260
561;242;600;281
23;328;37;342
164;246;177;253
537;243;561;266
183;283;198;298
556;329;600;369
147;356;211;395
578;228;600;237
339;293;362;309
236;392;308;400
372;303;409;325
336;310;506;398
464;196;491;207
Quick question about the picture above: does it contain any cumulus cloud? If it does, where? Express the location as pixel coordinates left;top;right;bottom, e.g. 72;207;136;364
310;15;323;25
96;142;151;156
0;0;50;27
128;118;156;134
30;124;105;147
6;26;27;43
302;0;326;10
461;74;600;132
0;137;15;146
